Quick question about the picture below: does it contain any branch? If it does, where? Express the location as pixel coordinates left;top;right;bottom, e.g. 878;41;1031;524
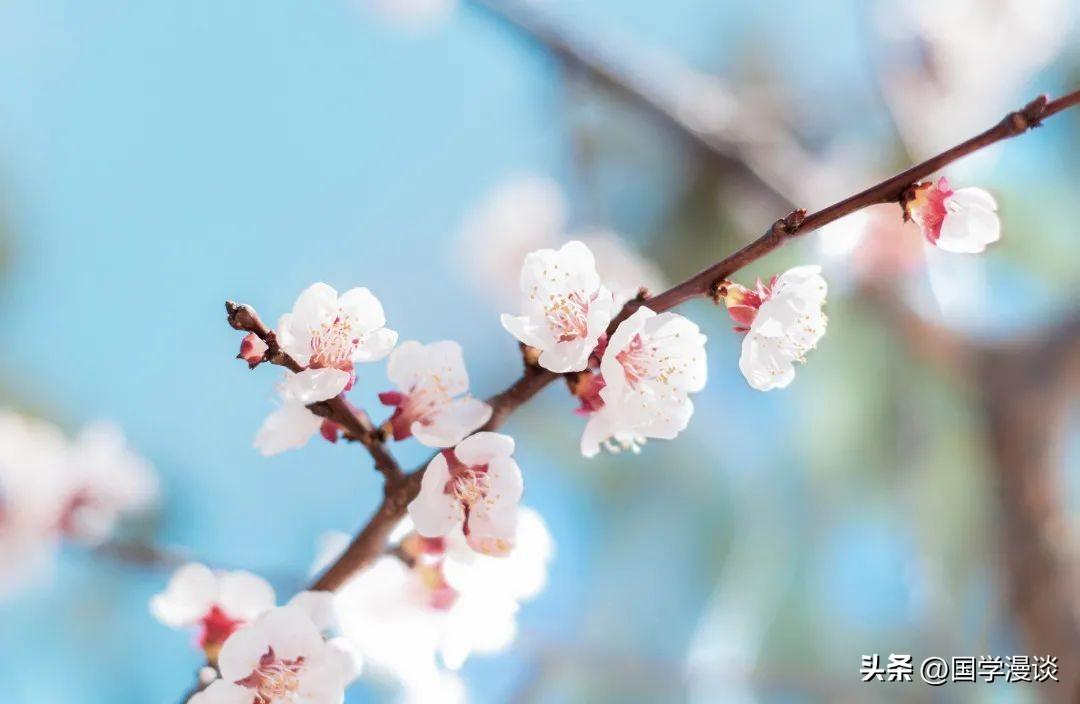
304;90;1080;593
468;0;805;207
225;301;403;484
878;297;1080;699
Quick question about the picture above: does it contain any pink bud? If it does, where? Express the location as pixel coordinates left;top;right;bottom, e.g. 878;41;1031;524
319;419;342;443
717;282;765;332
237;333;268;368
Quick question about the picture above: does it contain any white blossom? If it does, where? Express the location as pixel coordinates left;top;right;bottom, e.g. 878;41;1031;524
0;413;71;597
331;507;551;688
437;507;553;669
457;176;566;305
722;266;828;392
501;241;616;373
0;412;157;598
64;421;158;544
151;563;276;657
379;341;491;448
254;368;352;456
408;432;522;555
190;604;358;704
581;307;706;456
904;177;1000;254
276;283;397;373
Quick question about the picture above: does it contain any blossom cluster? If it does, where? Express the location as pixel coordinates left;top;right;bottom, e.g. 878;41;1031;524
152;507;551;703
204;173;1003;700
0;411;157;599
153;565;360;703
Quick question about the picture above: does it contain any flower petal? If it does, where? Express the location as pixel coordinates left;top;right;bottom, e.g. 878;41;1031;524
254;404;323;456
217;570;276;622
150;562;218;628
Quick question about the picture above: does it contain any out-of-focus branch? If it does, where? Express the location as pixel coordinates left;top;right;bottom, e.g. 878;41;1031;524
95;538;190;570
978;313;1080;703
878;298;1080;702
225;301;403;484
468;0;805;207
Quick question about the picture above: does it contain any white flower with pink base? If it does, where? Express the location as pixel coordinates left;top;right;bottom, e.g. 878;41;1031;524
903;177;1000;253
579;307;707;457
720;265;828;392
277;283;398;375
378;341;491;448
190;603;358;704
151;563;276;659
501;241;616;373
408;432;522;556
254;369;352;456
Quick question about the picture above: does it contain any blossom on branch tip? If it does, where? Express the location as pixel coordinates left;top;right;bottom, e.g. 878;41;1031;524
150;563;275;660
254;368;352;456
579;307;707;457
379;341;492;448
276;283;398;375
720;265;828;392
903;177;1000;253
408;432;522;556
500;241;616;373
189;603;358;704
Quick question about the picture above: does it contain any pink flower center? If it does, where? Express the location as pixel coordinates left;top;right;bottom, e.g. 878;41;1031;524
199;605;244;652
235;647;306;704
309;314;360;369
379;383;450;441
615;334;653;388
441;449;490;535
544;291;591;343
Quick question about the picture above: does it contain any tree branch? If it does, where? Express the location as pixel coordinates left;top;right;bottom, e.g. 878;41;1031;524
468;0;805;207
225;301;403;484
302;90;1080;593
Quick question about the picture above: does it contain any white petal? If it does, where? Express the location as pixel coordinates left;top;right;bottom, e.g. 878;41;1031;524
355;326;398;363
936;205;1001;253
500;313;547;350
337;286;386;331
254;404;323;456
949;187;997;212
217;570;276;622
287;590;338;633
387;340;470;397
385;340;426;389
408;453;461;538
293;283;341;326
188;681;251;704
739;333;797;391
536;339;591;373
150;562;218;628
279;368;351;404
453;431;515;465
413;397;492;448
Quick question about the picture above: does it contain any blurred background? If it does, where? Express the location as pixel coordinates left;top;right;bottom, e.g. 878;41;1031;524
0;0;1078;702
